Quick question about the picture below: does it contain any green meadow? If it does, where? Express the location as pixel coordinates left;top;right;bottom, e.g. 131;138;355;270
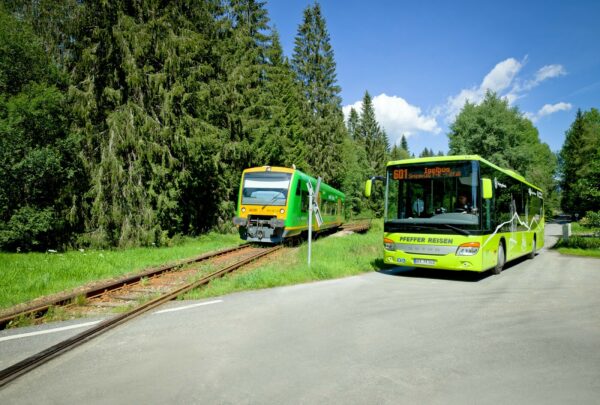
0;233;242;309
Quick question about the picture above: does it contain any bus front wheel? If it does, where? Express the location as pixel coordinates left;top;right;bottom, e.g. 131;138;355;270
493;243;505;275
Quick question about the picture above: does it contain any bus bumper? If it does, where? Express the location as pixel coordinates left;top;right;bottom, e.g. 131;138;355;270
383;249;484;272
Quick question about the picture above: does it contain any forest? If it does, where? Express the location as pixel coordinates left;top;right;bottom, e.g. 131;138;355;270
0;0;597;251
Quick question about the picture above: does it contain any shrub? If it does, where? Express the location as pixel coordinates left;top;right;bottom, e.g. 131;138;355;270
555;236;600;250
580;211;600;228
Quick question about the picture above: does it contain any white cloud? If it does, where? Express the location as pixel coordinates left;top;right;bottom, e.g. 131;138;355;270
535;64;567;83
481;58;523;93
444;58;524;122
441;58;567;123
343;93;440;145
527;102;572;122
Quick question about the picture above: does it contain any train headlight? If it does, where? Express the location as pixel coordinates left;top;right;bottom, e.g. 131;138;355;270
280;209;285;214
384;238;395;251
241;207;246;213
456;242;480;256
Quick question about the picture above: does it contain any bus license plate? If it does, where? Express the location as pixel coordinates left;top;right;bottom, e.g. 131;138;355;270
414;259;436;265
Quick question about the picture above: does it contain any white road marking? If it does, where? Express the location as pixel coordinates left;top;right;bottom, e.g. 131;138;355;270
0;320;102;343
153;300;223;314
0;300;224;342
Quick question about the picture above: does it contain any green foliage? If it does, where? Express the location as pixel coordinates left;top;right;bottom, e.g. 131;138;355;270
183;222;383;300
356;91;388;216
448;91;558;212
580;211;600;229
559;108;600;216
0;1;372;250
0;232;242;309
419;147;435;157
0;9;82;251
555;236;600;250
390;144;410;161
291;2;346;186
400;134;409;151
347;108;360;140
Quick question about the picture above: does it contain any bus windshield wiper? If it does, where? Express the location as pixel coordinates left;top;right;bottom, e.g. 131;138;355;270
438;223;470;235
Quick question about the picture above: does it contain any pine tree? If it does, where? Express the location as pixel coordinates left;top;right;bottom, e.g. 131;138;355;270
347;108;360;140
252;27;308;169
291;2;346;186
390;144;410;161
400;134;409;152
356;91;387;215
560;108;600;215
70;1;225;246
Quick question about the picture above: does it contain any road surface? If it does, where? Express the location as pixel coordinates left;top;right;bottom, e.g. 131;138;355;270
1;223;599;404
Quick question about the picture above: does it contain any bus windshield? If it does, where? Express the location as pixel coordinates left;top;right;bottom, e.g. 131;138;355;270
385;161;480;232
241;172;291;206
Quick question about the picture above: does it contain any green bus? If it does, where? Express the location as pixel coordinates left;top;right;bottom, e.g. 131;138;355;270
365;155;544;274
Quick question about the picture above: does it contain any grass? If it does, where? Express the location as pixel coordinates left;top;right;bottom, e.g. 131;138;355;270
0;232;243;310
183;221;384;300
556;248;600;258
555;223;600;258
570;222;600;235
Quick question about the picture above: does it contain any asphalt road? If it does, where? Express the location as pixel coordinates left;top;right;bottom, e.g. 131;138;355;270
1;223;599;404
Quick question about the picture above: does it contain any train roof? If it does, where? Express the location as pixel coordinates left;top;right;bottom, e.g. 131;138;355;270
241;166;345;198
386;155;542;192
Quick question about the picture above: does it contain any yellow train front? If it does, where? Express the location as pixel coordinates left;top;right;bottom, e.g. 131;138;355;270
232;166;345;243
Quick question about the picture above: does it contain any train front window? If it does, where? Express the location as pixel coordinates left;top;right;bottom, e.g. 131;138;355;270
385;161;480;232
241;172;292;206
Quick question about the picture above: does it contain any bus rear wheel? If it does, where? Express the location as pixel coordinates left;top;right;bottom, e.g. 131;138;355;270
527;237;536;260
493;243;505;275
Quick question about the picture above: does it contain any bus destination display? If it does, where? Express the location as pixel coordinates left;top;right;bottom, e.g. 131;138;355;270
391;166;464;180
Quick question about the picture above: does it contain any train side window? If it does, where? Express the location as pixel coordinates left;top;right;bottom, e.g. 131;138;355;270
296;180;302;196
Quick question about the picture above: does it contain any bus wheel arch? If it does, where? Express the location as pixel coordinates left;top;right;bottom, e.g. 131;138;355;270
493;238;506;275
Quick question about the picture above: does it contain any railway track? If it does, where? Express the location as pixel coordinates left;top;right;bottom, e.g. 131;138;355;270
340;220;371;233
0;244;254;330
0;245;282;388
1;221;370;330
0;221;371;387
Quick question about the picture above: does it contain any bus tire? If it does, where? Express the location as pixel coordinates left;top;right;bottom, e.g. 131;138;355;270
493;242;505;275
527;237;536;260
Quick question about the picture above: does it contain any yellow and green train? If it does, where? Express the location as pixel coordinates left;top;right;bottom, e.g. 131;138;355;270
233;166;345;243
366;155;544;274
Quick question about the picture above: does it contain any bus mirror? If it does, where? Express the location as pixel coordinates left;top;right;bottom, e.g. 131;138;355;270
364;180;372;198
482;178;493;199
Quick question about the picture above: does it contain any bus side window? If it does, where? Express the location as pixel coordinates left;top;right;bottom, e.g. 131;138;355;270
296;180;301;196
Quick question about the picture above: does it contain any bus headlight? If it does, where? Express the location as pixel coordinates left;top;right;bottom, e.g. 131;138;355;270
384;238;395;251
456;242;480;256
280;209;285;214
241;207;246;213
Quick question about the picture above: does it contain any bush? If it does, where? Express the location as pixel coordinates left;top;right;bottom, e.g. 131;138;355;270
0;206;59;251
580;211;600;228
555;236;600;250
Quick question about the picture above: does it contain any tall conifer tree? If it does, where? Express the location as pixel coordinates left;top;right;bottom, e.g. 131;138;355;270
70;0;224;246
291;2;346;186
357;91;387;215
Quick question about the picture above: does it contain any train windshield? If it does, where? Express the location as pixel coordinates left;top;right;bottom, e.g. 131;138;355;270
241;172;292;206
385;161;481;233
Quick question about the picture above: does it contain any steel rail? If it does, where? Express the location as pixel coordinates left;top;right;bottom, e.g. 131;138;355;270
0;244;252;330
0;245;281;388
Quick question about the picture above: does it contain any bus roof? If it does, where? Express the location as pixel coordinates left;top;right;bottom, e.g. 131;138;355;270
386;155;542;191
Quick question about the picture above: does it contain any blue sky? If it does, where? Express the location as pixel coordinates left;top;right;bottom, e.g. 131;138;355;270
266;0;600;155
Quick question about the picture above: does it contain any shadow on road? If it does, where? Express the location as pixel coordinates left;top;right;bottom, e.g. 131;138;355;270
371;256;528;282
